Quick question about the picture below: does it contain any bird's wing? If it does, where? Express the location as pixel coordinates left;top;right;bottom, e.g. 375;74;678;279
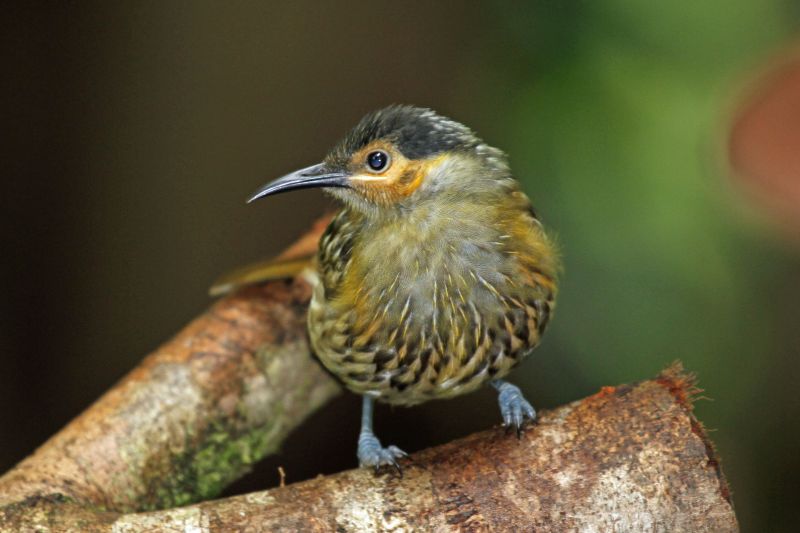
208;255;315;297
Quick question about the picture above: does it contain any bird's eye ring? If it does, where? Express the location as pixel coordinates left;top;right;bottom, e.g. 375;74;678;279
366;150;390;173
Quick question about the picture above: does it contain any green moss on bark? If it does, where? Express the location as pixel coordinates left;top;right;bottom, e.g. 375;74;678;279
143;418;280;511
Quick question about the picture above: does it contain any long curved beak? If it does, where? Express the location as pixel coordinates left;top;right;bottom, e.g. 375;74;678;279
247;163;349;203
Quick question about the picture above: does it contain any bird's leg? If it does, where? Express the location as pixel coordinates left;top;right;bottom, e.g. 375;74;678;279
357;395;407;473
491;380;537;437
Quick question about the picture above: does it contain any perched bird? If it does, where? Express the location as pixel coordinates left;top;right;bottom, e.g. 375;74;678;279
220;105;559;471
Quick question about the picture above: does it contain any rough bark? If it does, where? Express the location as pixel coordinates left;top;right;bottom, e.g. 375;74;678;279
0;217;340;521
113;368;737;532
0;220;738;532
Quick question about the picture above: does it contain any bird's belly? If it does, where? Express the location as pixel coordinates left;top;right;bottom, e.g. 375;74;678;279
307;277;550;406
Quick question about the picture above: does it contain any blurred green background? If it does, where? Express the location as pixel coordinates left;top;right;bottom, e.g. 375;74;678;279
3;2;799;530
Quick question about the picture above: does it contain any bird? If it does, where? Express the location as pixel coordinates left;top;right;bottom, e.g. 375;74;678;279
217;105;559;472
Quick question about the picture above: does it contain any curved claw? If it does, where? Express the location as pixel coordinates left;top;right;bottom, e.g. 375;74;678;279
358;434;407;475
494;381;537;437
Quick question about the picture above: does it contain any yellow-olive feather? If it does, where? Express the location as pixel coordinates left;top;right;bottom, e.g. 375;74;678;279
220;105;560;410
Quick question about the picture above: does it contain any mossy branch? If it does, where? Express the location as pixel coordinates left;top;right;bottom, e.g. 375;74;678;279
0;220;738;531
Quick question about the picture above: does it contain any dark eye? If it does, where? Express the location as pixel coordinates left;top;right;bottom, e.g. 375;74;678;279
366;150;390;172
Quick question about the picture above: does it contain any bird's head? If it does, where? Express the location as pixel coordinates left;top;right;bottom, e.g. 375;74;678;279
248;105;513;217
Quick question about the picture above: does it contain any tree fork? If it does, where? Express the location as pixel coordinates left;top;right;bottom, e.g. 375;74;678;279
0;220;737;532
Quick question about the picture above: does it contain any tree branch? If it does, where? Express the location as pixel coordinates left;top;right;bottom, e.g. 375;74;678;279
0;220;737;531
113;367;736;532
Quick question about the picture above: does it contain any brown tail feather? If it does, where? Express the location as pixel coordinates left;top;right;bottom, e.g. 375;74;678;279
209;256;314;297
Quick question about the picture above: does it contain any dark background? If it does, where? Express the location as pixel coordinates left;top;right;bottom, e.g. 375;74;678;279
3;2;800;530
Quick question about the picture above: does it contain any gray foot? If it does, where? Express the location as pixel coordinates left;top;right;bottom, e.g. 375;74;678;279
493;380;537;435
357;432;407;473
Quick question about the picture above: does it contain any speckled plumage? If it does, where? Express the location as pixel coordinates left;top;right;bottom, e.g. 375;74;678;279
246;105;559;469
307;107;559;406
